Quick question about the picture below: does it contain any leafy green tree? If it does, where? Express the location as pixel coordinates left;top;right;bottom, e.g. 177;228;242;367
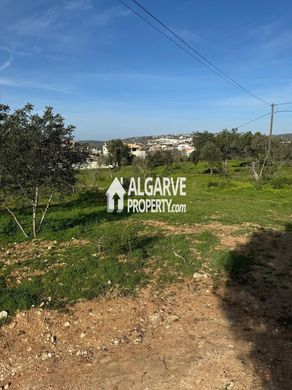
192;131;215;152
106;139;131;167
200;142;223;175
0;104;88;238
216;129;239;171
146;150;174;168
189;149;200;165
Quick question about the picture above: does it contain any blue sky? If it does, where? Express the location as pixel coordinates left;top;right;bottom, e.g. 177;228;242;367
0;0;292;140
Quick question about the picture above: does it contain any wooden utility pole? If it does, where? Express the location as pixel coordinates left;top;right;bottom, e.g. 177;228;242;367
259;103;275;179
267;103;275;159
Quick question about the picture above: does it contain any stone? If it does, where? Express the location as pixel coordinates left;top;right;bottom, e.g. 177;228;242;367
0;311;8;320
8;321;16;329
193;272;205;279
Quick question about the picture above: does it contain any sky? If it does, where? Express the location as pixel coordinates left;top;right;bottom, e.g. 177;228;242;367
0;0;292;140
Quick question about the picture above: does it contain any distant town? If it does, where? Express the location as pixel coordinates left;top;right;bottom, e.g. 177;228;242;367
79;132;291;169
80;133;195;169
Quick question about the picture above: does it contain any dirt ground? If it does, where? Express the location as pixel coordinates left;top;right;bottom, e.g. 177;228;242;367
0;226;291;390
0;280;291;390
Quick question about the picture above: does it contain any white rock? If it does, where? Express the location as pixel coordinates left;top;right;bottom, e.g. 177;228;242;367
64;321;70;327
193;272;204;279
0;311;8;320
80;332;86;338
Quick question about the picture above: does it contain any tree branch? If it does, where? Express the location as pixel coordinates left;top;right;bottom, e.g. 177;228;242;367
38;192;53;233
0;201;28;238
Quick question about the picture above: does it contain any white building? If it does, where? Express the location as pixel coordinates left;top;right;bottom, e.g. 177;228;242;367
128;143;146;159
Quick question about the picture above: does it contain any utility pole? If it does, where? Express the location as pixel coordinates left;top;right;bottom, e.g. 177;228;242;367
267;103;275;159
259;103;275;180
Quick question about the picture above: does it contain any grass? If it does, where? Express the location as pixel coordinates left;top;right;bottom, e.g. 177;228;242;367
0;161;291;322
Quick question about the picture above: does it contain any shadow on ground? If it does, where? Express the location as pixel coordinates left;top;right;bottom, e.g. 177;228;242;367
219;224;292;389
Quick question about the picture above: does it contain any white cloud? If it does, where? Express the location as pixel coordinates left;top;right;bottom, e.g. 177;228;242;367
0;47;13;71
10;7;59;37
64;0;92;10
173;28;202;44
0;76;72;93
95;6;131;26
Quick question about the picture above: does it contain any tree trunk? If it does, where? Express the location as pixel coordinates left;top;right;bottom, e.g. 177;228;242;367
251;161;260;182
32;187;39;238
38;193;53;233
224;159;228;174
1;202;28;238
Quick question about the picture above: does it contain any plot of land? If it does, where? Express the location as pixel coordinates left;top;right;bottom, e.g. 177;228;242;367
0;163;291;389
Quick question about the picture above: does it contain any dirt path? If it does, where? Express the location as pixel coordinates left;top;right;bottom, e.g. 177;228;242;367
0;277;290;390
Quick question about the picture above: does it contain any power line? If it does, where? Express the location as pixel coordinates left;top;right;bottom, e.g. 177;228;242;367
275;102;292;106
235;109;292;130
116;1;252;95
235;112;271;129
118;0;271;106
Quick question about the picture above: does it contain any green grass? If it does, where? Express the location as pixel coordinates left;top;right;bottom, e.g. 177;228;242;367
0;161;292;322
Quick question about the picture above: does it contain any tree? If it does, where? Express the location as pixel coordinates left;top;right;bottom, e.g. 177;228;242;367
192;131;215;152
106;139;131;167
189;149;200;165
216;129;239;172
0;104;89;238
200;142;223;175
146;150;174;168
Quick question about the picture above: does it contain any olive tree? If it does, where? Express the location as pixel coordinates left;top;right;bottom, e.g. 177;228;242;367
0;104;89;238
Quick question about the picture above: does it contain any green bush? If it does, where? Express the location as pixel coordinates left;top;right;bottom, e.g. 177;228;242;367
271;176;292;189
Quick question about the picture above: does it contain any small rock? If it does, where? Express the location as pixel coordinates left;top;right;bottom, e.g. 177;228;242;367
0;311;8;320
64;321;70;327
8;321;17;329
80;332;86;338
149;313;159;322
133;337;142;345
167;315;179;323
193;272;205;280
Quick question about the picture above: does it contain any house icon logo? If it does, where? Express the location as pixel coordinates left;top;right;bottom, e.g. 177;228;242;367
106;178;126;213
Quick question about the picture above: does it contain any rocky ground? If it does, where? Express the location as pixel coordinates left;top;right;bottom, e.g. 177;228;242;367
0;225;291;390
0;276;291;390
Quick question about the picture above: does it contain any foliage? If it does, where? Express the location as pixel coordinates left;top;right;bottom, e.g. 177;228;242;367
192;128;292;181
146;150;174;168
200;142;223;175
0;104;89;238
106;139;132;167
